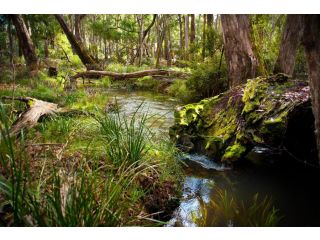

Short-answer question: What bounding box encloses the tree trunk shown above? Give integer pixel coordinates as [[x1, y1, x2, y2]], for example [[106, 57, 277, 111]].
[[74, 14, 86, 42], [135, 14, 157, 65], [273, 15, 304, 76], [44, 38, 49, 58], [10, 14, 38, 73], [71, 69, 189, 80], [155, 16, 165, 68], [202, 14, 207, 60], [184, 15, 189, 60], [178, 15, 184, 59], [163, 16, 171, 67], [301, 15, 320, 162], [54, 14, 97, 69], [190, 14, 195, 45], [7, 18, 14, 64], [137, 15, 144, 66], [221, 14, 259, 87], [207, 14, 213, 28]]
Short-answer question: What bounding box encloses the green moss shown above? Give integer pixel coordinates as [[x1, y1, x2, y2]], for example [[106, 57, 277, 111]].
[[170, 74, 310, 164], [242, 77, 268, 114], [222, 143, 246, 162], [204, 136, 224, 156], [174, 103, 204, 126], [260, 113, 287, 144]]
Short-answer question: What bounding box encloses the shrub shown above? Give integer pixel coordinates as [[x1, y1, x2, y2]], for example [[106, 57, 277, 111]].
[[167, 79, 194, 103], [136, 76, 159, 90], [186, 56, 228, 101]]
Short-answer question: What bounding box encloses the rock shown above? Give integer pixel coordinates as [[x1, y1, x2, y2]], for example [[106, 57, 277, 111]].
[[169, 74, 317, 165]]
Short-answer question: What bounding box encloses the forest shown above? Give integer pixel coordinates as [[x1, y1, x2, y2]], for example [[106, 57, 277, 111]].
[[0, 14, 319, 227]]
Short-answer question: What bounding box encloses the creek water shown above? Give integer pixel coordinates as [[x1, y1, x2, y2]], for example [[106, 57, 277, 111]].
[[102, 88, 320, 227]]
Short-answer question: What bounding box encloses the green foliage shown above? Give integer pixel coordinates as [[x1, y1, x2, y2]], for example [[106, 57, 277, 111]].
[[167, 79, 194, 103], [186, 56, 228, 101], [136, 76, 159, 90], [100, 76, 112, 88], [251, 15, 286, 75]]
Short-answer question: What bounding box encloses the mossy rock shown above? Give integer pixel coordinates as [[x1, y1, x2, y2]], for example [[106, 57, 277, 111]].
[[170, 74, 315, 165]]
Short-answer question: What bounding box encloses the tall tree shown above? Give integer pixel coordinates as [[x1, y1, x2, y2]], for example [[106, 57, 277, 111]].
[[273, 15, 304, 75], [74, 14, 86, 42], [7, 18, 14, 64], [190, 14, 195, 45], [184, 15, 189, 60], [54, 14, 97, 69], [134, 14, 157, 65], [178, 14, 184, 58], [10, 14, 38, 73], [221, 14, 259, 87], [301, 15, 320, 162], [202, 14, 207, 60], [155, 15, 165, 68]]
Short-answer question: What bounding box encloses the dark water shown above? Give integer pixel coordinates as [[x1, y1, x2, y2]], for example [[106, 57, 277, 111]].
[[96, 88, 320, 227], [168, 153, 320, 227]]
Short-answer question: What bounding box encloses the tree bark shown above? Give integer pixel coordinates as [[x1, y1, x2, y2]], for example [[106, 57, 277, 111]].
[[221, 14, 259, 87], [137, 14, 144, 66], [163, 16, 171, 67], [155, 16, 165, 68], [184, 15, 189, 60], [202, 14, 207, 60], [54, 14, 97, 69], [178, 15, 184, 59], [273, 15, 304, 76], [74, 14, 86, 42], [207, 14, 214, 28], [7, 18, 14, 64], [190, 14, 195, 45], [44, 38, 49, 58], [71, 69, 189, 82], [10, 14, 38, 73], [301, 15, 320, 162], [2, 96, 90, 137]]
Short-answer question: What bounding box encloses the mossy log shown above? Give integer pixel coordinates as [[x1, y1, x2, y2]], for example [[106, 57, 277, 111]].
[[71, 69, 189, 81], [1, 96, 89, 137], [169, 74, 317, 165]]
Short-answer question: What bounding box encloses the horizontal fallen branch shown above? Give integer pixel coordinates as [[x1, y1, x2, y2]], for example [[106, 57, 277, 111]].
[[70, 69, 190, 81], [1, 96, 90, 137]]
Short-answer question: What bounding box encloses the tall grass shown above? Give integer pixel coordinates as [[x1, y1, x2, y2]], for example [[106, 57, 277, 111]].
[[0, 103, 30, 226], [0, 103, 155, 226], [96, 105, 150, 167]]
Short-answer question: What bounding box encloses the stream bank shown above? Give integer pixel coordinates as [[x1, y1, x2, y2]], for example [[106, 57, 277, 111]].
[[94, 86, 320, 226]]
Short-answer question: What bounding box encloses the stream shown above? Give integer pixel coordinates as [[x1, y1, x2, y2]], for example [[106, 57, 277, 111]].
[[101, 88, 320, 227]]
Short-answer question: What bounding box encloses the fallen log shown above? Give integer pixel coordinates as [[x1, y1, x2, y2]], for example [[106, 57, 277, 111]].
[[70, 69, 190, 81], [1, 96, 90, 137]]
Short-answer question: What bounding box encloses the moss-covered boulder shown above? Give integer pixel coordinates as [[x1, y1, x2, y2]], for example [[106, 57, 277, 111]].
[[169, 74, 316, 165]]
